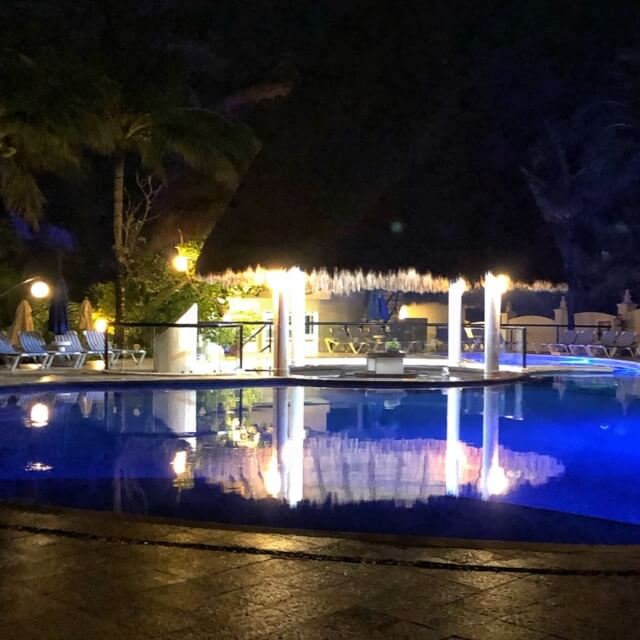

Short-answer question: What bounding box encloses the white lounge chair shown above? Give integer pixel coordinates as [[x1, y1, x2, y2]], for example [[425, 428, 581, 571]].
[[568, 329, 598, 355], [610, 331, 638, 357], [546, 329, 577, 354], [585, 330, 618, 358], [0, 331, 26, 370], [84, 330, 146, 366], [19, 331, 83, 368]]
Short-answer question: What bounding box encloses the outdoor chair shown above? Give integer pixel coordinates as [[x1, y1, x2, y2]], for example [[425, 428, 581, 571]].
[[610, 331, 637, 357], [391, 324, 423, 353], [324, 326, 366, 354], [0, 331, 26, 371], [546, 329, 577, 355], [585, 330, 618, 358], [84, 330, 146, 366], [346, 326, 370, 353], [567, 329, 598, 356], [55, 330, 101, 368], [19, 331, 75, 369], [463, 326, 483, 352]]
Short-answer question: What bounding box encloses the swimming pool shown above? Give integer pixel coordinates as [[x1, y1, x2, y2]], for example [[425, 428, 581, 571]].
[[2, 373, 640, 544]]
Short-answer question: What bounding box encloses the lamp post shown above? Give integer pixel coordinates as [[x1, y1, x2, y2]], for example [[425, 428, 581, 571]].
[[0, 276, 50, 299]]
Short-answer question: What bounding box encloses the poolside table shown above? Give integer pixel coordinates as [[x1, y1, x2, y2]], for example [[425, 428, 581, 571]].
[[367, 350, 405, 375]]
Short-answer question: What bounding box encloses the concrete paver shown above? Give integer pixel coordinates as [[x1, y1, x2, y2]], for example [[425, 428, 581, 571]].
[[0, 506, 640, 639]]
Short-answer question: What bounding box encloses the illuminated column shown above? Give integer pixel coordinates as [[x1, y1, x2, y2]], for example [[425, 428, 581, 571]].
[[289, 268, 306, 368], [481, 386, 505, 499], [484, 272, 508, 375], [445, 387, 462, 496], [285, 386, 305, 506], [271, 275, 290, 375], [448, 278, 466, 366]]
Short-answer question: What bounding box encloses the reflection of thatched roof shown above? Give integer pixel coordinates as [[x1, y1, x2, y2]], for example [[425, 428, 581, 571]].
[[195, 435, 565, 503]]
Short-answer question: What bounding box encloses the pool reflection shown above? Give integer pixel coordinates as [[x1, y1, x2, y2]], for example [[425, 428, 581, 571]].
[[3, 377, 640, 541]]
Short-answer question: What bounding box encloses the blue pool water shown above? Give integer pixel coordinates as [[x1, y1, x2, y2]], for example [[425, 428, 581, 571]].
[[3, 374, 640, 543]]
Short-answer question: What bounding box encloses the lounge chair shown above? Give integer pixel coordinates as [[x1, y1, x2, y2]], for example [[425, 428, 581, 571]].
[[610, 331, 638, 357], [83, 330, 146, 366], [391, 324, 424, 353], [0, 331, 26, 370], [324, 326, 365, 354], [55, 330, 102, 368], [346, 326, 370, 353], [546, 329, 577, 355], [463, 326, 483, 352], [18, 331, 74, 369], [585, 330, 618, 358], [567, 329, 598, 356], [587, 330, 637, 358]]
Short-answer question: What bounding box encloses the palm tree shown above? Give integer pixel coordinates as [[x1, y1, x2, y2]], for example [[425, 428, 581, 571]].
[[88, 104, 259, 328], [0, 50, 85, 226]]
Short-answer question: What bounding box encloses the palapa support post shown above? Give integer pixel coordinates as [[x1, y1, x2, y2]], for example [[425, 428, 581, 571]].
[[447, 277, 465, 367], [271, 273, 290, 375], [484, 272, 507, 375], [289, 267, 306, 368]]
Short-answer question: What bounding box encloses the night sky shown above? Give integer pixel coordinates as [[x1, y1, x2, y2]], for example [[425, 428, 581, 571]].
[[3, 1, 640, 309]]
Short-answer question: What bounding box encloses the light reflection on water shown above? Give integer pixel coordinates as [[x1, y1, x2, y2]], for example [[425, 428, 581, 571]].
[[1, 376, 640, 541]]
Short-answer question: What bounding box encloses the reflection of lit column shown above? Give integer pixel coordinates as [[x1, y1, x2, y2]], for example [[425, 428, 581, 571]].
[[289, 268, 306, 368], [484, 273, 508, 375], [265, 387, 288, 498], [153, 390, 197, 450], [285, 387, 305, 506], [271, 276, 290, 375], [481, 386, 505, 499], [448, 278, 466, 366], [514, 383, 523, 421], [445, 388, 462, 496]]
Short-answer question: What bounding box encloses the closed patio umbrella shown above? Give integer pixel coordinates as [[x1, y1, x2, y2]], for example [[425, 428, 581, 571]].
[[78, 297, 93, 331], [9, 299, 34, 345], [366, 291, 390, 322], [47, 276, 69, 335]]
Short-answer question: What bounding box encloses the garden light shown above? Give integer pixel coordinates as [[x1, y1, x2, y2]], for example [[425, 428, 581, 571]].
[[29, 280, 50, 299], [172, 255, 189, 273]]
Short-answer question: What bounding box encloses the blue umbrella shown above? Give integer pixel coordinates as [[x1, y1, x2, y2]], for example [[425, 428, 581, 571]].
[[47, 275, 69, 335], [366, 291, 390, 322]]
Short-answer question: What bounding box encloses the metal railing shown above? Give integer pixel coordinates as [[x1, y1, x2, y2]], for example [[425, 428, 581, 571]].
[[105, 321, 273, 372], [105, 319, 532, 372]]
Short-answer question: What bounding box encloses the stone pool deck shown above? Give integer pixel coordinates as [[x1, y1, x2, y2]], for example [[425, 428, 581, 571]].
[[1, 505, 640, 639]]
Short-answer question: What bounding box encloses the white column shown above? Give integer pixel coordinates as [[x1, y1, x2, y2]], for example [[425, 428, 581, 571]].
[[448, 278, 465, 366], [484, 272, 505, 375], [445, 387, 462, 496], [271, 275, 290, 375], [289, 268, 306, 368]]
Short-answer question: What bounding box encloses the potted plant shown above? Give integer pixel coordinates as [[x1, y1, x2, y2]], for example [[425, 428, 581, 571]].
[[385, 338, 401, 353]]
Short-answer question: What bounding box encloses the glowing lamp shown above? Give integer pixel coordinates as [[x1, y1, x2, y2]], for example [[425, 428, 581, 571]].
[[94, 318, 108, 333], [398, 305, 409, 320], [171, 450, 188, 475], [172, 255, 189, 273], [496, 274, 510, 294], [29, 403, 50, 428], [29, 280, 50, 299]]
